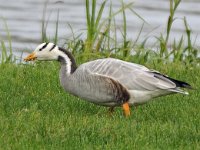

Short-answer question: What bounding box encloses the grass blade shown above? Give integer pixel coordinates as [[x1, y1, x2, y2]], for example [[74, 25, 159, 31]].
[[95, 1, 106, 28], [54, 9, 59, 44]]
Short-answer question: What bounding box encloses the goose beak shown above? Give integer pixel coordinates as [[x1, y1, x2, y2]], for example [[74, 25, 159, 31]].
[[24, 53, 37, 62]]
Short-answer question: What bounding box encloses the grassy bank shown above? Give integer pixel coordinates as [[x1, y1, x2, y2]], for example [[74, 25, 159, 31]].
[[0, 0, 199, 149], [0, 62, 199, 149]]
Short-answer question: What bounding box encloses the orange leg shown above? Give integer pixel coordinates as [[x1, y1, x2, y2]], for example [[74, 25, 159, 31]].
[[122, 102, 130, 117]]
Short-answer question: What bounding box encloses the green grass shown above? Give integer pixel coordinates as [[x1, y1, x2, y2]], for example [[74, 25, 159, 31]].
[[0, 0, 199, 149], [0, 62, 199, 149]]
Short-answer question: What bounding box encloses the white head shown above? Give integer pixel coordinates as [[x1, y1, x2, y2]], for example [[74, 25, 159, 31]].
[[24, 43, 66, 61], [24, 43, 77, 74]]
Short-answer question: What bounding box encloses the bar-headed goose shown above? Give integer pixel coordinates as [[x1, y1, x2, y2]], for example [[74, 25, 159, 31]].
[[24, 43, 192, 116]]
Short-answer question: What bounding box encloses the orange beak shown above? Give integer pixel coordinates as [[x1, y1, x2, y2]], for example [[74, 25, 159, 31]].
[[24, 53, 37, 62]]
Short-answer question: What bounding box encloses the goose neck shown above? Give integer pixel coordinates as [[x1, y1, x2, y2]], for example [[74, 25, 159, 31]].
[[58, 47, 77, 75]]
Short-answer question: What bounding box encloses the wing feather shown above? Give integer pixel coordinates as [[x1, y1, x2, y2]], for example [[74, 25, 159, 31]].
[[79, 58, 176, 91]]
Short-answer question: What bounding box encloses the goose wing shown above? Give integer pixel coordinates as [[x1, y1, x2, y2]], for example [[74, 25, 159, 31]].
[[80, 58, 176, 91]]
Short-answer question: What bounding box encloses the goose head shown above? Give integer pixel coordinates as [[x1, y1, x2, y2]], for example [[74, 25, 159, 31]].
[[24, 43, 77, 73], [24, 43, 63, 61]]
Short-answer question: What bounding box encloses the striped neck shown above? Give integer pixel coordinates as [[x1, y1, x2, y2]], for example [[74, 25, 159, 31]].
[[58, 47, 77, 74]]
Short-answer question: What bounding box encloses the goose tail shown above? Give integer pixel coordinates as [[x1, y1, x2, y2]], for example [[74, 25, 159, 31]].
[[166, 76, 193, 89], [152, 72, 193, 95], [169, 88, 189, 95]]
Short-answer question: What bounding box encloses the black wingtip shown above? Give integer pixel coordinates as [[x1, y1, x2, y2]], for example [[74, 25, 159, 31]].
[[180, 82, 193, 89], [165, 77, 193, 89], [153, 72, 193, 90]]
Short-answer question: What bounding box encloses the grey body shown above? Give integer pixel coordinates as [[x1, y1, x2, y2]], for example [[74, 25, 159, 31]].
[[59, 58, 187, 107], [24, 43, 191, 108]]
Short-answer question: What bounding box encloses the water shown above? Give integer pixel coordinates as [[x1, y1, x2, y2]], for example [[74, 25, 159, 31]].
[[0, 0, 200, 57]]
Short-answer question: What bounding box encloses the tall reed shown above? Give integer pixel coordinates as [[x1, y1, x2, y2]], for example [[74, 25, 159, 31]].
[[0, 18, 14, 64]]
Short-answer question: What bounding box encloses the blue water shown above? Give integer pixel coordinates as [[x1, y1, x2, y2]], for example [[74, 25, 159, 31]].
[[0, 0, 200, 57]]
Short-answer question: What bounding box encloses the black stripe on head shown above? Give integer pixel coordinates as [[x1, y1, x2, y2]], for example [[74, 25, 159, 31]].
[[39, 43, 49, 51], [49, 44, 56, 51]]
